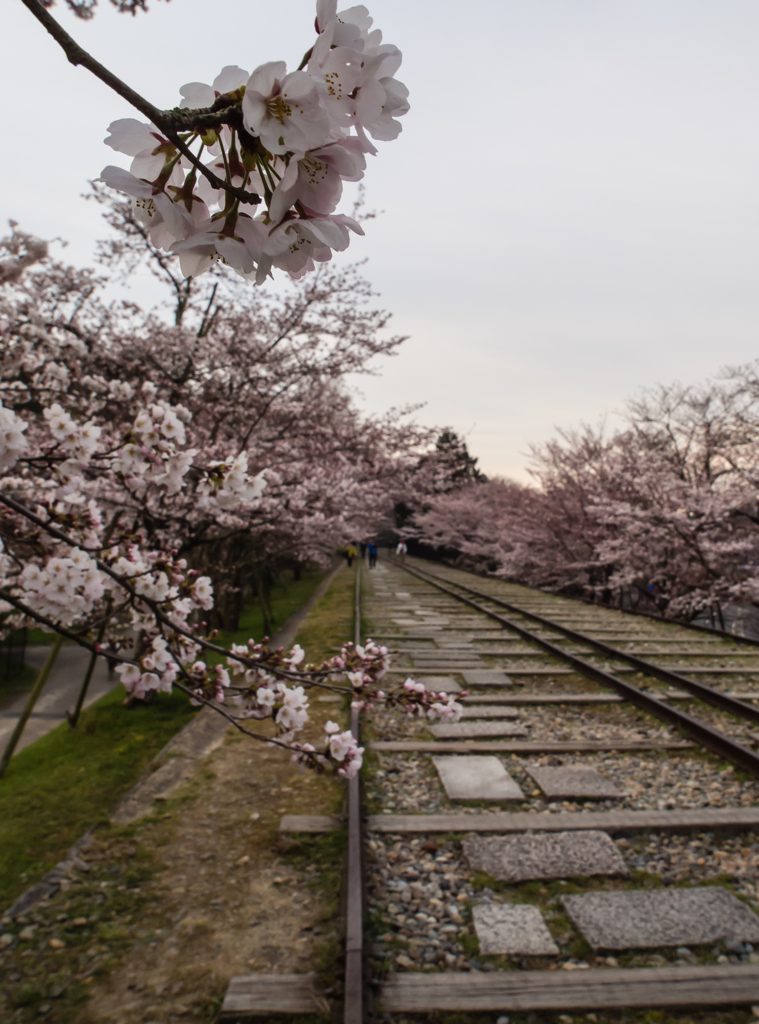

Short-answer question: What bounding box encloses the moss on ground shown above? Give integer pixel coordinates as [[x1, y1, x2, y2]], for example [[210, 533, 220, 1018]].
[[0, 689, 198, 912], [292, 563, 356, 666]]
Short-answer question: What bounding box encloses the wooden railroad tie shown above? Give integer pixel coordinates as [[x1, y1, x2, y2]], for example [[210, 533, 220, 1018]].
[[379, 963, 759, 1013], [366, 805, 759, 835], [370, 740, 695, 753]]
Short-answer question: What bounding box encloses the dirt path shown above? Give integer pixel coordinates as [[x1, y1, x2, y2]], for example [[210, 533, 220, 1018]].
[[0, 564, 357, 1024]]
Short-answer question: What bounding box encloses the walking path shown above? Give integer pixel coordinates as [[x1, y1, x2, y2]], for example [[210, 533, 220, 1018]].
[[0, 645, 113, 753]]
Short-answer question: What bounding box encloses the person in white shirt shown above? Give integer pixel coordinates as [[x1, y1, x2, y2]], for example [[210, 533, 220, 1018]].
[[396, 539, 408, 565]]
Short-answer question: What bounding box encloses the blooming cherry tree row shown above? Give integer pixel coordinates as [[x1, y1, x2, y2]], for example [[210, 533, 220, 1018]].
[[409, 370, 759, 622], [0, 224, 460, 774]]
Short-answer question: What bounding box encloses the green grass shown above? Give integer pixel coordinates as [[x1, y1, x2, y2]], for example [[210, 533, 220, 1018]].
[[212, 565, 331, 652], [289, 563, 355, 666], [0, 687, 198, 912]]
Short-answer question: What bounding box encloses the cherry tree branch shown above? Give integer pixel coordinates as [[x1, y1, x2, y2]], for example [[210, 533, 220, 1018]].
[[0, 489, 356, 686], [169, 678, 326, 765], [19, 0, 261, 205]]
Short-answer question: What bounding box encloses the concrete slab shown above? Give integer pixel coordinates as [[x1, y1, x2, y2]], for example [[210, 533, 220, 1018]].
[[460, 705, 519, 719], [527, 766, 623, 800], [415, 663, 485, 672], [423, 676, 462, 693], [432, 755, 524, 801], [430, 721, 529, 739], [463, 830, 629, 882], [472, 903, 559, 956], [562, 887, 759, 950], [463, 670, 514, 687], [414, 654, 485, 662]]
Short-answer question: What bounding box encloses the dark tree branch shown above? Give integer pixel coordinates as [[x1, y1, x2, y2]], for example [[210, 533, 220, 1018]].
[[19, 0, 261, 205]]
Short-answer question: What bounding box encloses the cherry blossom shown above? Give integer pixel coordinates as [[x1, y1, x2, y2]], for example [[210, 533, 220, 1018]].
[[95, 0, 408, 285]]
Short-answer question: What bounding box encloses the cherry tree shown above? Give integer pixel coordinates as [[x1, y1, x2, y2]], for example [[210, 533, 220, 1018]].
[[0, 1, 467, 772]]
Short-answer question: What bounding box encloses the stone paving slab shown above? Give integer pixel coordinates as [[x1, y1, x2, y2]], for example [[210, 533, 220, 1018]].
[[423, 676, 462, 693], [462, 670, 514, 686], [460, 705, 519, 719], [562, 887, 759, 950], [472, 903, 559, 955], [463, 830, 629, 882], [432, 755, 524, 801], [430, 720, 529, 739], [414, 661, 485, 670], [526, 766, 623, 799]]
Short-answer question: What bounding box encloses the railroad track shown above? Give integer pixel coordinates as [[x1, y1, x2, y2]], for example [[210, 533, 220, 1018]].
[[359, 556, 759, 1020], [223, 558, 759, 1020]]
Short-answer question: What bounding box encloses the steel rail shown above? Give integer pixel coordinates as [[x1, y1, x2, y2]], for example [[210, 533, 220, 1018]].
[[434, 557, 759, 648], [397, 562, 759, 778], [344, 564, 363, 1024], [409, 565, 759, 728], [608, 600, 759, 647]]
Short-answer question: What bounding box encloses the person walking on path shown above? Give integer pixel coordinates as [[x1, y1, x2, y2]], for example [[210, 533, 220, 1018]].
[[345, 543, 357, 567], [367, 541, 378, 568], [396, 539, 408, 565]]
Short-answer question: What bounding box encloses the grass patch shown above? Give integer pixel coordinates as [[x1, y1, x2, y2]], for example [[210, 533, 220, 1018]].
[[291, 563, 355, 666], [0, 688, 197, 912], [212, 565, 331, 653]]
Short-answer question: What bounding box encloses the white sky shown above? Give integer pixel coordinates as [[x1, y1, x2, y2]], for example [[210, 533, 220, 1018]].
[[3, 0, 759, 481]]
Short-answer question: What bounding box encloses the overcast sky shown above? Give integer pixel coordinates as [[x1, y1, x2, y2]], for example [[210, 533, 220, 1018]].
[[4, 0, 759, 481]]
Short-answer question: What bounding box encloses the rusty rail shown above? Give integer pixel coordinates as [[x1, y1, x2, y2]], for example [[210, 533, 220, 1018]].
[[413, 566, 759, 727], [344, 563, 363, 1024], [399, 561, 759, 778]]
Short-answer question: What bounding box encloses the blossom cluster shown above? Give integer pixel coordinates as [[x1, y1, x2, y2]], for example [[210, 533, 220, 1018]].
[[18, 549, 104, 622], [99, 0, 408, 285], [400, 677, 464, 723], [0, 402, 27, 472]]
